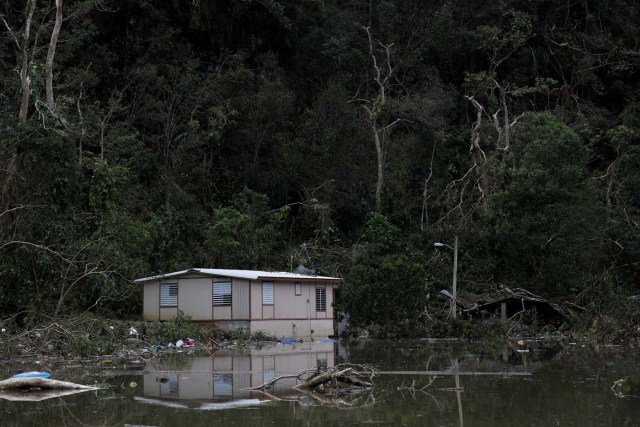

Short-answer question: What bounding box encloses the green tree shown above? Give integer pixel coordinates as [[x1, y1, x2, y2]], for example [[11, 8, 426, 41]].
[[487, 112, 602, 295]]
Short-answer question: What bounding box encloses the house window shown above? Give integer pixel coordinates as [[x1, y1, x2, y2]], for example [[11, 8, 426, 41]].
[[213, 281, 232, 305], [295, 282, 301, 296], [213, 373, 233, 397], [262, 282, 274, 305], [317, 355, 328, 369], [315, 287, 326, 311], [263, 369, 276, 385], [159, 374, 178, 397], [160, 283, 177, 307]]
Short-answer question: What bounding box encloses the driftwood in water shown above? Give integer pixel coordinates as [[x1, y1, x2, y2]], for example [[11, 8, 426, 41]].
[[247, 364, 375, 392], [301, 367, 373, 389], [0, 377, 98, 391]]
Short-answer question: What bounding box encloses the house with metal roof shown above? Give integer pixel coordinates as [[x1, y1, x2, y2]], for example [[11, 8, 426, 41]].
[[135, 268, 341, 339]]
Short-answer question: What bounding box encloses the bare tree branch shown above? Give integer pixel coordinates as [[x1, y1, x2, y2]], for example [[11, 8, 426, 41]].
[[1, 17, 20, 49]]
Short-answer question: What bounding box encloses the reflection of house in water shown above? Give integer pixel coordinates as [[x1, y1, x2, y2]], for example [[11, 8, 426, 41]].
[[143, 342, 335, 402]]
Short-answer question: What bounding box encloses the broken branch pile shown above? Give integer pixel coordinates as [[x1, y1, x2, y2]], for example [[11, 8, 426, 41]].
[[247, 364, 376, 394]]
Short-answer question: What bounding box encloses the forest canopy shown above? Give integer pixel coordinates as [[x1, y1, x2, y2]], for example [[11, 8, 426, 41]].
[[1, 0, 639, 336]]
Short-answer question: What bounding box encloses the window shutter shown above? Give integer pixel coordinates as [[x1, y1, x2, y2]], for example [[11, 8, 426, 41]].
[[160, 283, 178, 307], [315, 287, 326, 311], [262, 282, 274, 305], [213, 281, 232, 305]]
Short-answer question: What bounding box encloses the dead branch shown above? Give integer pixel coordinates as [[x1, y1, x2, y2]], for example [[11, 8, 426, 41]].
[[1, 17, 20, 49], [420, 142, 436, 231], [301, 367, 373, 389], [245, 368, 316, 391], [0, 204, 45, 219], [246, 364, 376, 393]]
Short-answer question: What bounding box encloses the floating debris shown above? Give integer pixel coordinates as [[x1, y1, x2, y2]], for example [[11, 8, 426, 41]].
[[0, 375, 98, 401]]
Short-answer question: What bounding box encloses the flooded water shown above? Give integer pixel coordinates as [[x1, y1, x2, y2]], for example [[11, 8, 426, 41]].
[[0, 339, 638, 426]]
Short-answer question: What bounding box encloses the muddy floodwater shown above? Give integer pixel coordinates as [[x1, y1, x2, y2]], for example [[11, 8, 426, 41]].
[[0, 339, 638, 426]]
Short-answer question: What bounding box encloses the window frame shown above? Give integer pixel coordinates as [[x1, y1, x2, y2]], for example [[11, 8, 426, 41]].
[[160, 282, 178, 307], [315, 286, 326, 312], [262, 282, 274, 305], [295, 282, 302, 296], [213, 281, 232, 306], [213, 373, 233, 397]]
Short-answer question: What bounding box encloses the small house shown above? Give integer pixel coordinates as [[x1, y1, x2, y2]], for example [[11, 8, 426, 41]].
[[135, 268, 341, 339]]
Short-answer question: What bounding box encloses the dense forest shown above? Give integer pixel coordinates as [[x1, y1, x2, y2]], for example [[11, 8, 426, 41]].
[[1, 0, 639, 337]]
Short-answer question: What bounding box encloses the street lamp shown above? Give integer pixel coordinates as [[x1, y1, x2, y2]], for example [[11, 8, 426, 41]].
[[434, 236, 458, 319]]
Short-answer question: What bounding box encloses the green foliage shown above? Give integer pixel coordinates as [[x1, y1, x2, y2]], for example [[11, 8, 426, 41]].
[[339, 256, 429, 338], [208, 328, 275, 343], [204, 188, 288, 268], [89, 159, 129, 216], [143, 313, 206, 345], [487, 113, 602, 294], [356, 213, 402, 260], [474, 10, 532, 64]]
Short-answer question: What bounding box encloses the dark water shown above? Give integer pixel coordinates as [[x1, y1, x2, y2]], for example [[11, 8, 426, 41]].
[[1, 339, 638, 426]]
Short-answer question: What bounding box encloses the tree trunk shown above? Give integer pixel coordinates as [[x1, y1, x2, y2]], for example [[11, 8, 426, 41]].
[[46, 0, 63, 109], [364, 26, 397, 214], [373, 123, 383, 212], [500, 89, 510, 151], [467, 96, 489, 208], [2, 0, 35, 217], [19, 0, 36, 122]]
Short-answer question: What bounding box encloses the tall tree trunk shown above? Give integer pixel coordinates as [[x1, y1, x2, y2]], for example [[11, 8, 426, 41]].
[[46, 0, 63, 109], [364, 26, 399, 214], [373, 123, 383, 212], [19, 0, 36, 121], [2, 0, 35, 217]]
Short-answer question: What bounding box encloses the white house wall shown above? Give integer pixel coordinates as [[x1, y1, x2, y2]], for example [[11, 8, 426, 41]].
[[250, 319, 334, 339], [159, 307, 178, 320], [273, 281, 309, 318], [231, 278, 250, 319], [143, 281, 160, 321], [178, 277, 213, 321]]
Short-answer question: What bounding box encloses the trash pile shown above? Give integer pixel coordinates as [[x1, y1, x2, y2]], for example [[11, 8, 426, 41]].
[[155, 338, 197, 351]]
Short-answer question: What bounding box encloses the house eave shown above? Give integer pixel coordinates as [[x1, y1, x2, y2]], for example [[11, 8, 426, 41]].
[[134, 268, 342, 284]]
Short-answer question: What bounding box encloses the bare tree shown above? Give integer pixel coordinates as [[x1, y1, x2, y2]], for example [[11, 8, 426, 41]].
[[357, 26, 401, 213], [437, 14, 532, 214]]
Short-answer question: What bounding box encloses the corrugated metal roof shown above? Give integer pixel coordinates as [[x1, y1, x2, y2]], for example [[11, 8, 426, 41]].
[[134, 268, 341, 283]]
